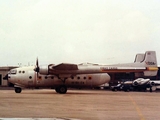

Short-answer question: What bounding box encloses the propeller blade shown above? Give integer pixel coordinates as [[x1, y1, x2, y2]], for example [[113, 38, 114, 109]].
[[34, 58, 40, 79], [36, 57, 39, 67], [34, 58, 40, 72]]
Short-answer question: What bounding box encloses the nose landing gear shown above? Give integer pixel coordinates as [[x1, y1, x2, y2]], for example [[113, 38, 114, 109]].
[[15, 87, 22, 93]]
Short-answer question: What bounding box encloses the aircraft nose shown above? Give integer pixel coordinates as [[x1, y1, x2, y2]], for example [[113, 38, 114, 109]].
[[3, 74, 13, 84], [7, 75, 14, 84]]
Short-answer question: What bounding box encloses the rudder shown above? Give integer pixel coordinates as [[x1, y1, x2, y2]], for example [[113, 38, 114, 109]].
[[142, 51, 158, 76], [142, 51, 157, 67]]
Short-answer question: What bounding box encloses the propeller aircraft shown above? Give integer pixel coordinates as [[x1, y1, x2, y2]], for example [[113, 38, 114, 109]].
[[7, 51, 158, 94]]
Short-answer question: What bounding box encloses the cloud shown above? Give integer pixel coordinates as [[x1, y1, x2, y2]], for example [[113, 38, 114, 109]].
[[0, 0, 160, 65], [107, 11, 151, 42]]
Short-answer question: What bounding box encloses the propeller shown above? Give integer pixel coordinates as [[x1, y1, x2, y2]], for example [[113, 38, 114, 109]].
[[34, 58, 40, 78]]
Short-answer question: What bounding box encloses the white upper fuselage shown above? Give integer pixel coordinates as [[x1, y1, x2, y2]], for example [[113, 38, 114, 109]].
[[8, 66, 110, 88]]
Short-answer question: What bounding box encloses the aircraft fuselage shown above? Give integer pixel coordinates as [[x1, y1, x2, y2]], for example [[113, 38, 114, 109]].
[[8, 66, 110, 94]]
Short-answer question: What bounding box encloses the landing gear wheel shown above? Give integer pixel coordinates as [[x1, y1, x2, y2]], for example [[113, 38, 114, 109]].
[[55, 86, 67, 94], [15, 87, 22, 93], [55, 87, 60, 93]]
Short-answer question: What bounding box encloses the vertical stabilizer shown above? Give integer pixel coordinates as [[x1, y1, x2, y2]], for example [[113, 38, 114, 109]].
[[142, 51, 158, 76], [142, 51, 157, 67], [134, 54, 145, 63], [135, 51, 158, 77]]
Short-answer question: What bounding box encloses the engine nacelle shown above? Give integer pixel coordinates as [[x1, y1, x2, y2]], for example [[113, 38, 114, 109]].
[[133, 78, 150, 86], [150, 81, 155, 86], [133, 78, 143, 86], [39, 65, 49, 75], [133, 81, 139, 86]]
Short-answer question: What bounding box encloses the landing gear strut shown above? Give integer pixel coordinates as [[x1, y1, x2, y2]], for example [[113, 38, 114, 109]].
[[150, 87, 152, 92]]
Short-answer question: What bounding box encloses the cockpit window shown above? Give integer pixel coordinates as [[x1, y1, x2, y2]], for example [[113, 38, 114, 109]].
[[10, 69, 17, 74]]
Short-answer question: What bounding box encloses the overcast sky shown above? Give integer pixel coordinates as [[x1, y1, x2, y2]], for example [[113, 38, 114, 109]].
[[0, 0, 160, 66]]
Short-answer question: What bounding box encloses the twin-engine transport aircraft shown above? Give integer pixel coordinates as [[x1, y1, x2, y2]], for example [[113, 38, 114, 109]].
[[123, 78, 160, 92], [7, 51, 158, 94], [8, 66, 110, 94]]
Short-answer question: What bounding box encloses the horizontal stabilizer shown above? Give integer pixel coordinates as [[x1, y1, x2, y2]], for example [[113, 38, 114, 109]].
[[144, 71, 157, 76]]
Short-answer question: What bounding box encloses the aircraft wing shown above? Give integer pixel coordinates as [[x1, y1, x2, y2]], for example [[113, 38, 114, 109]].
[[47, 63, 79, 77], [52, 63, 78, 70], [39, 63, 158, 77], [150, 80, 160, 86]]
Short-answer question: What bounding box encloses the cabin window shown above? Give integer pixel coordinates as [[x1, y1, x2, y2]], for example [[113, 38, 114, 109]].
[[29, 76, 32, 79], [83, 77, 86, 80], [38, 76, 42, 79], [71, 76, 74, 79], [77, 76, 80, 79], [19, 71, 21, 73], [22, 71, 25, 73], [88, 76, 92, 80], [45, 76, 48, 79], [51, 76, 54, 79]]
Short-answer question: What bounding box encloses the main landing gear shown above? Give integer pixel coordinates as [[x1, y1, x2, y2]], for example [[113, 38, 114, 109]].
[[55, 85, 67, 94], [15, 87, 22, 93], [55, 77, 68, 94]]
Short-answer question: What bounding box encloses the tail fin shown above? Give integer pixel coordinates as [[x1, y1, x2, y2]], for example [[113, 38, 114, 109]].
[[112, 51, 158, 77], [142, 51, 157, 67], [142, 51, 158, 76], [134, 53, 145, 63]]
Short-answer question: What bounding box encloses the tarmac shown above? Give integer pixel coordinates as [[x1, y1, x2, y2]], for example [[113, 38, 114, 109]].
[[0, 89, 160, 120]]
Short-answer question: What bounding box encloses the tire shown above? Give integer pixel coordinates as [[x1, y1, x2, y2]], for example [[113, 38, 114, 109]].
[[15, 87, 22, 93], [124, 88, 130, 92], [55, 87, 60, 93], [58, 85, 67, 94]]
